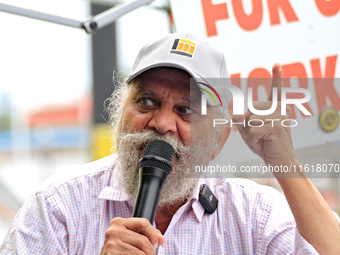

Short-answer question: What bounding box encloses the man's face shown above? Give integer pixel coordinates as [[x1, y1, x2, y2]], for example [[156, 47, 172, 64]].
[[114, 68, 221, 206], [122, 69, 201, 145]]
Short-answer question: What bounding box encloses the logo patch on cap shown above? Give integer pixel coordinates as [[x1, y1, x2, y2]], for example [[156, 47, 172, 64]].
[[170, 38, 197, 58]]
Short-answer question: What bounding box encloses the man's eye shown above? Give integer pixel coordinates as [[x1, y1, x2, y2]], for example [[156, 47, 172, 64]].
[[139, 98, 154, 106], [178, 106, 194, 114]]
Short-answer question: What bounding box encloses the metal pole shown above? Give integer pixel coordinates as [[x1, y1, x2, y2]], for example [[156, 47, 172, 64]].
[[0, 0, 155, 33], [0, 3, 83, 29]]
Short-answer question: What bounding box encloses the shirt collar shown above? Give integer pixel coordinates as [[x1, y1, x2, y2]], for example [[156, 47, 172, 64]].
[[98, 155, 131, 202], [98, 154, 208, 222], [189, 178, 206, 222]]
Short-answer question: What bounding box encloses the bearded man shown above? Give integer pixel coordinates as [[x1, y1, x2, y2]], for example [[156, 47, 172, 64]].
[[1, 32, 340, 255]]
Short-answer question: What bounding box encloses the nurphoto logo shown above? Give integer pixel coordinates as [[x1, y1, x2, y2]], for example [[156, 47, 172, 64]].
[[199, 83, 312, 128], [201, 84, 311, 116]]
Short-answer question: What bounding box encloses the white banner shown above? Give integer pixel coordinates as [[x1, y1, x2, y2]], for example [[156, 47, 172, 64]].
[[170, 0, 340, 163]]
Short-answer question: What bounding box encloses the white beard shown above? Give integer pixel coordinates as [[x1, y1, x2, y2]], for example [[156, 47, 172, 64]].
[[115, 128, 216, 207]]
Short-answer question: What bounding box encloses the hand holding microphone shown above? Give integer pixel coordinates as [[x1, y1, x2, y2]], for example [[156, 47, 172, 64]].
[[100, 140, 173, 254]]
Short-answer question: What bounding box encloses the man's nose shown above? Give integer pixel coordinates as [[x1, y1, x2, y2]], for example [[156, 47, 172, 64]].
[[147, 107, 177, 134]]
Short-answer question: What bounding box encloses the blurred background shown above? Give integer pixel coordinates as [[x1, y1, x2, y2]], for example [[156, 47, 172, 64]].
[[0, 0, 171, 242], [0, 0, 339, 243]]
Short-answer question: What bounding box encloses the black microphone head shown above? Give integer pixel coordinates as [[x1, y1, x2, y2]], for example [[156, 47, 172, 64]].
[[140, 140, 175, 174]]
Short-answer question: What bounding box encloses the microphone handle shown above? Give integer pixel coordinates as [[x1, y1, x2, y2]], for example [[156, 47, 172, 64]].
[[132, 167, 169, 224]]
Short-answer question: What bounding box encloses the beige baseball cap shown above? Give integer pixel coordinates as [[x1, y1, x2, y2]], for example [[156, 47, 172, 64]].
[[126, 31, 230, 109]]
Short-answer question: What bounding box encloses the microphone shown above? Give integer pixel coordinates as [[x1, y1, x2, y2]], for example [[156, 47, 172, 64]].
[[132, 140, 175, 224]]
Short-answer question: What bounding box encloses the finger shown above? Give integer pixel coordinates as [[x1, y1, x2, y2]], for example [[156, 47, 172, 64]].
[[120, 230, 156, 254], [155, 229, 166, 247], [267, 63, 283, 101], [248, 127, 266, 151], [105, 239, 147, 255], [124, 218, 159, 247], [105, 225, 155, 254], [247, 122, 278, 152]]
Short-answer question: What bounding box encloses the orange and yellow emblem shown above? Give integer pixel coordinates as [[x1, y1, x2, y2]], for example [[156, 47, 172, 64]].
[[170, 38, 197, 58]]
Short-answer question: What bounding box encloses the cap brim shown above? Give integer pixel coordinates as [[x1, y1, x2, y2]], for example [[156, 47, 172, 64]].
[[125, 62, 221, 106], [126, 62, 204, 83]]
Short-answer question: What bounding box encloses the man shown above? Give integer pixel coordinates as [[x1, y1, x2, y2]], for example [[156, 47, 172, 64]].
[[1, 32, 340, 254]]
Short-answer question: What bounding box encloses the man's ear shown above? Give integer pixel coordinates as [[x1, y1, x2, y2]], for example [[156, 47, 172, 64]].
[[211, 126, 231, 160]]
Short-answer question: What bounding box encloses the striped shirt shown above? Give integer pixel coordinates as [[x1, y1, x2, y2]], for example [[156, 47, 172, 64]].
[[0, 154, 326, 254]]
